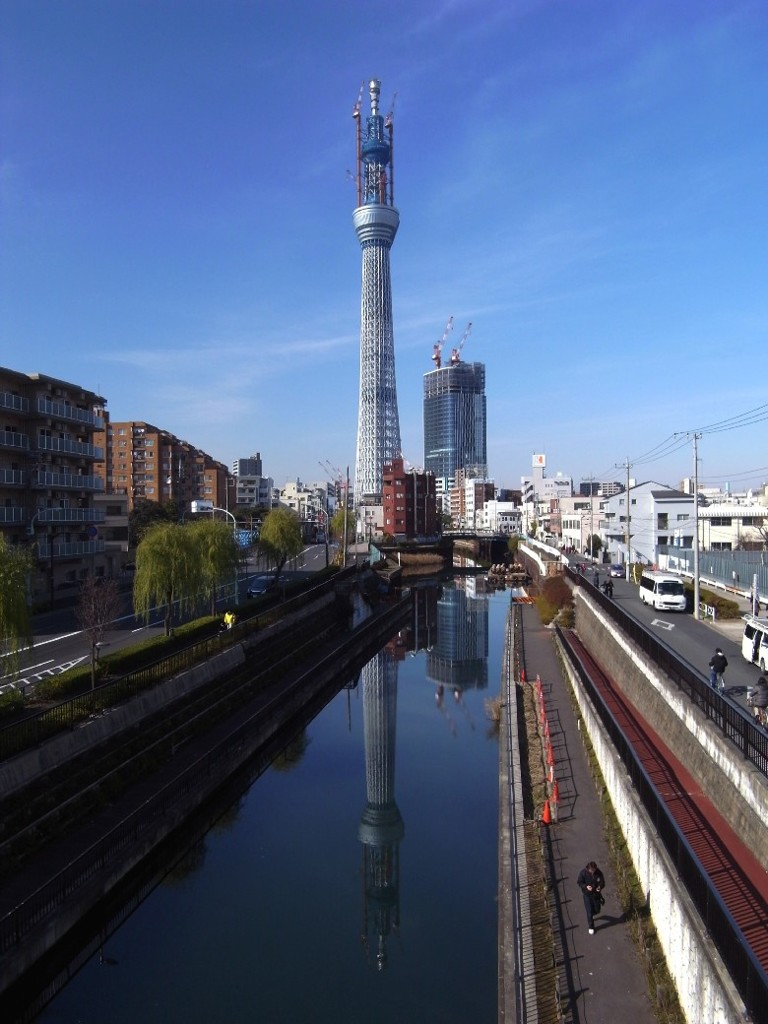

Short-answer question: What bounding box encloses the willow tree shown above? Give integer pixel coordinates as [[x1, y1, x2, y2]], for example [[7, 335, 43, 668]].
[[187, 518, 239, 615], [133, 522, 203, 636], [259, 507, 303, 582], [0, 537, 34, 678]]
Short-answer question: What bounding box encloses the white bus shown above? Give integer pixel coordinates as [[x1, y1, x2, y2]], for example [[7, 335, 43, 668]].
[[741, 614, 768, 671], [638, 570, 687, 612]]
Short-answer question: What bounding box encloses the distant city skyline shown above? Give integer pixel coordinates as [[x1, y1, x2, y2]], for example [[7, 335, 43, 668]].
[[3, 2, 767, 494]]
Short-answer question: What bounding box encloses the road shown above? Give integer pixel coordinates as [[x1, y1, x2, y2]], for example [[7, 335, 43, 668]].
[[6, 544, 334, 694], [586, 565, 757, 711]]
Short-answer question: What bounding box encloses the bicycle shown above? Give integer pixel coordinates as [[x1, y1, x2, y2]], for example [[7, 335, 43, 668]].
[[747, 696, 768, 728], [709, 670, 726, 692]]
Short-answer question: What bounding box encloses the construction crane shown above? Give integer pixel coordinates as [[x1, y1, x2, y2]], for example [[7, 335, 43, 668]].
[[450, 322, 472, 365], [431, 316, 454, 369]]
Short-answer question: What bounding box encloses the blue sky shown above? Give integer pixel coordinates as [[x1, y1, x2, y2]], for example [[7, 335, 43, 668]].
[[3, 1, 767, 495]]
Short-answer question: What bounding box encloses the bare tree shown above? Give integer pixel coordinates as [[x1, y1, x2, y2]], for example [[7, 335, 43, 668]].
[[76, 576, 122, 688]]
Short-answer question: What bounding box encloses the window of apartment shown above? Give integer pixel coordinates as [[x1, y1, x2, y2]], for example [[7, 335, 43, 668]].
[[711, 517, 732, 527], [118, 428, 126, 435], [676, 514, 689, 521]]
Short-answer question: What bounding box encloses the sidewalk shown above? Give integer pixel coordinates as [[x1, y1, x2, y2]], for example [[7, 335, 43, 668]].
[[520, 604, 657, 1023]]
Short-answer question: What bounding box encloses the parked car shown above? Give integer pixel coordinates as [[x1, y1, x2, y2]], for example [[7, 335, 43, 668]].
[[610, 564, 623, 578], [247, 576, 271, 598]]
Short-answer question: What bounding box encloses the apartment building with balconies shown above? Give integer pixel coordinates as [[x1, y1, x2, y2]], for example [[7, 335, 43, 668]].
[[93, 417, 230, 515], [0, 367, 107, 604]]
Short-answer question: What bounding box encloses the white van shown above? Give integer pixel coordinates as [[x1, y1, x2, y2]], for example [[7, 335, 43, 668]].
[[741, 614, 768, 671], [638, 570, 687, 612]]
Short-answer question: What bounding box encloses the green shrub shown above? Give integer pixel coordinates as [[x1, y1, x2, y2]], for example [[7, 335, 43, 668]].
[[0, 688, 24, 720], [34, 664, 104, 701], [688, 584, 741, 620], [558, 606, 575, 628]]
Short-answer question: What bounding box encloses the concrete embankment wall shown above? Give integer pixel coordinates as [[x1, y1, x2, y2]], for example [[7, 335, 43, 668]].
[[0, 592, 411, 995], [566, 589, 766, 1023], [0, 594, 338, 798]]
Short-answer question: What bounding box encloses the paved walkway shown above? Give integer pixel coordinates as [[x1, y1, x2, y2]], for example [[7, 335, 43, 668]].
[[520, 604, 658, 1024]]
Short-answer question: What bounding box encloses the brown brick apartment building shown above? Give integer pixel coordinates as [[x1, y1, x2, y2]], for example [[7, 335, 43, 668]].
[[382, 457, 438, 540], [92, 416, 230, 515]]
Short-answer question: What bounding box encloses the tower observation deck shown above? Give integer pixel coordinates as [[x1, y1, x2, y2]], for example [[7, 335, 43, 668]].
[[353, 79, 401, 505]]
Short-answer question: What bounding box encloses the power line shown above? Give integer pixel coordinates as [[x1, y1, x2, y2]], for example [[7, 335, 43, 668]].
[[684, 401, 768, 436]]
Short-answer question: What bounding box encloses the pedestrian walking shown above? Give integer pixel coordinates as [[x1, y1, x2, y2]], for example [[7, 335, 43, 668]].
[[708, 647, 728, 691], [748, 675, 768, 728], [592, 570, 599, 587], [577, 861, 606, 934]]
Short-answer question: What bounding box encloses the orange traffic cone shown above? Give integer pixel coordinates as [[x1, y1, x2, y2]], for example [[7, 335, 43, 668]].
[[520, 668, 526, 683], [541, 799, 551, 825], [551, 779, 560, 805], [546, 742, 555, 766]]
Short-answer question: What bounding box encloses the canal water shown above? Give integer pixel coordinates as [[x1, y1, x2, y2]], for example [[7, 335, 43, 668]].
[[37, 578, 509, 1023]]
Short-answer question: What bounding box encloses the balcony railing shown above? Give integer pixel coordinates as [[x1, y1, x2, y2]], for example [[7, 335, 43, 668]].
[[0, 469, 25, 486], [36, 397, 104, 429], [37, 436, 103, 460], [31, 508, 106, 526], [0, 507, 25, 524], [34, 472, 104, 492], [36, 539, 106, 559], [0, 392, 29, 413], [0, 431, 30, 451]]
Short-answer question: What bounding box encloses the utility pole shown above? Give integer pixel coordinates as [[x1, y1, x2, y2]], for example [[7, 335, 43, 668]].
[[622, 459, 631, 581], [693, 433, 701, 620]]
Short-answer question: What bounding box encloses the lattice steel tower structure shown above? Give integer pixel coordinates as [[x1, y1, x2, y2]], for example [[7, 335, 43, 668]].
[[353, 79, 401, 505]]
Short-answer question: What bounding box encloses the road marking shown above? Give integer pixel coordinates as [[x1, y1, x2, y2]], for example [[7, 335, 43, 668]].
[[30, 631, 81, 647], [651, 619, 675, 631]]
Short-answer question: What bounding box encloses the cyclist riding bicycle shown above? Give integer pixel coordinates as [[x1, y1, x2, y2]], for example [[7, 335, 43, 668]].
[[708, 648, 728, 691]]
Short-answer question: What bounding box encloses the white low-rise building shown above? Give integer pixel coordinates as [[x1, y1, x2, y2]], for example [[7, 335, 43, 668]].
[[601, 482, 695, 565], [474, 500, 521, 535]]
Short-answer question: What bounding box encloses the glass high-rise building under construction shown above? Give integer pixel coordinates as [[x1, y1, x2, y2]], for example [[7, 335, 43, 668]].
[[423, 360, 487, 505]]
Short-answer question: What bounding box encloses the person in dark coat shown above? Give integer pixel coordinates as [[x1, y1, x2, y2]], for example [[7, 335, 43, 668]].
[[577, 861, 605, 934], [708, 648, 728, 690]]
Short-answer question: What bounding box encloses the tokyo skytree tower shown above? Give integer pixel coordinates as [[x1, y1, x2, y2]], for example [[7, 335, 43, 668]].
[[353, 79, 401, 504]]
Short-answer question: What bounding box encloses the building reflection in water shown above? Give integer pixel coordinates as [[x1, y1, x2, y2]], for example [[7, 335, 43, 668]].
[[358, 645, 404, 969], [428, 578, 489, 720]]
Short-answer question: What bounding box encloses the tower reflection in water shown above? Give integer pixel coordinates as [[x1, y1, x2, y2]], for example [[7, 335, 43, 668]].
[[358, 646, 404, 970], [357, 579, 489, 967]]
